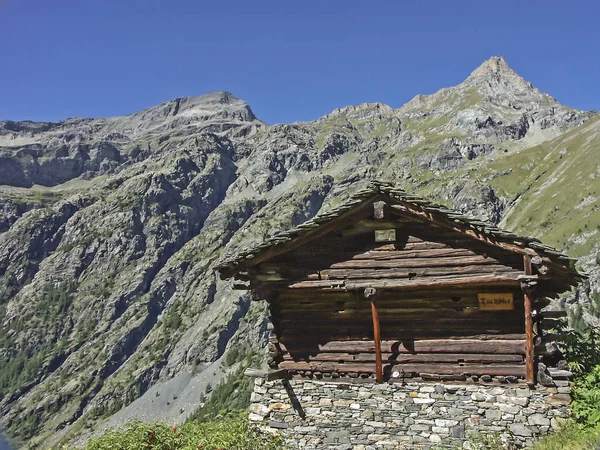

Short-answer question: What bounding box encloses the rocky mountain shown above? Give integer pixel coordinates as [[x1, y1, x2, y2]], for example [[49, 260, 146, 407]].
[[1, 56, 599, 448]]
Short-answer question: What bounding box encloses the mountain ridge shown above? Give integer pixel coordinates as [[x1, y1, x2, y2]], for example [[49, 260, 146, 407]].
[[0, 56, 599, 448]]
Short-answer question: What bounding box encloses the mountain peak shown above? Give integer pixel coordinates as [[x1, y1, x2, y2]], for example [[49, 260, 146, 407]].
[[466, 56, 530, 87], [469, 56, 512, 76]]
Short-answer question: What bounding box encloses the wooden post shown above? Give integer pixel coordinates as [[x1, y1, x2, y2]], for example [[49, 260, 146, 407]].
[[523, 255, 535, 385], [365, 287, 383, 383]]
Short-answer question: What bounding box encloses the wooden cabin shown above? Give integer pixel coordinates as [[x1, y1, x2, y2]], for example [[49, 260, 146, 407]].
[[217, 181, 581, 385]]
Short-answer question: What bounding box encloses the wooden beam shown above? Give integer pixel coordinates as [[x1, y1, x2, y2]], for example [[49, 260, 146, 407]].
[[390, 204, 538, 257], [278, 338, 526, 354], [281, 352, 524, 364], [244, 368, 288, 381], [369, 292, 383, 383], [523, 255, 535, 385], [279, 361, 527, 377], [286, 273, 523, 290]]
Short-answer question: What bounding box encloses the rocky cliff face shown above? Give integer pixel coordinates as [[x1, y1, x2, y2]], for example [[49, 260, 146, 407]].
[[0, 56, 599, 447]]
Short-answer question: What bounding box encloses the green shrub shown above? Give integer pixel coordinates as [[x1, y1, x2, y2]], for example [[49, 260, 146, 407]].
[[558, 321, 600, 429], [572, 365, 600, 427], [532, 422, 600, 450], [163, 309, 182, 330], [85, 412, 284, 450]]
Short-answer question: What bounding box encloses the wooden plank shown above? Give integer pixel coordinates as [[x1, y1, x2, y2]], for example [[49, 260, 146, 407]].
[[286, 274, 522, 290], [243, 368, 287, 380], [281, 331, 526, 343], [277, 312, 522, 325], [279, 327, 525, 340], [302, 264, 518, 281], [276, 304, 478, 315], [272, 255, 502, 271], [347, 248, 476, 260], [282, 352, 524, 364], [274, 297, 523, 313], [523, 255, 535, 385], [278, 338, 526, 354], [279, 361, 527, 377], [279, 361, 375, 373], [277, 285, 523, 300]]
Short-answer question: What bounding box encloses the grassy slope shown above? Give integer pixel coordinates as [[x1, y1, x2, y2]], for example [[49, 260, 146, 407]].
[[490, 115, 600, 257]]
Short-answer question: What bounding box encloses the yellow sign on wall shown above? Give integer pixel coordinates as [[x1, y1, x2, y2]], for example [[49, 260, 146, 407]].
[[478, 293, 514, 311]]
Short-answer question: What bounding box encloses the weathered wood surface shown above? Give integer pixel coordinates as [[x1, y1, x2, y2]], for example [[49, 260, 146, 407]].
[[225, 197, 378, 272], [264, 255, 511, 272], [281, 352, 524, 364], [273, 297, 525, 315], [276, 285, 525, 301], [279, 361, 527, 377], [243, 368, 287, 380], [286, 274, 522, 290], [302, 264, 519, 281], [389, 204, 537, 257], [277, 315, 524, 329], [275, 309, 521, 322], [277, 338, 526, 354], [257, 224, 526, 290], [253, 214, 533, 381]]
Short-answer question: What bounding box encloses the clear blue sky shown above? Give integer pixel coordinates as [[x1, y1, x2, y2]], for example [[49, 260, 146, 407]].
[[1, 0, 598, 125]]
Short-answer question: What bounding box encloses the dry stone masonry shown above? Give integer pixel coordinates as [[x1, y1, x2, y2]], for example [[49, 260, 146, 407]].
[[249, 378, 571, 449]]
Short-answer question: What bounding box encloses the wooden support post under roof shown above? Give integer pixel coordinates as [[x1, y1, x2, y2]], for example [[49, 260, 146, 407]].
[[365, 287, 383, 383], [523, 255, 535, 385]]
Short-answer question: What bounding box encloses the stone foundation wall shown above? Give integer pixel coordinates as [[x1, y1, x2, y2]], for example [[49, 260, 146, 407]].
[[249, 379, 571, 449]]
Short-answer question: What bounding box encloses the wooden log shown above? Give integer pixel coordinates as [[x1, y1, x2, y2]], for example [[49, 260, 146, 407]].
[[277, 317, 524, 333], [304, 264, 519, 281], [280, 329, 523, 342], [282, 352, 524, 364], [348, 248, 475, 260], [277, 285, 522, 301], [243, 368, 288, 380], [274, 293, 525, 313], [279, 323, 525, 341], [276, 308, 522, 322], [523, 255, 535, 385], [278, 338, 526, 354], [278, 361, 527, 377], [283, 331, 524, 342], [287, 273, 522, 290], [287, 255, 503, 270]]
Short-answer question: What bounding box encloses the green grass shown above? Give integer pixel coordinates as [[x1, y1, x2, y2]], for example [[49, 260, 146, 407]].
[[487, 115, 600, 255], [84, 412, 285, 450], [532, 423, 600, 450]]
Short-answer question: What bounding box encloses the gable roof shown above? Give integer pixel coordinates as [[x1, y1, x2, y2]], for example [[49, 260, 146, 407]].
[[216, 181, 582, 292]]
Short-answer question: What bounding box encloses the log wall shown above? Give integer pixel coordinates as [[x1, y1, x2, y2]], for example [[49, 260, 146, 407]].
[[259, 217, 529, 381]]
